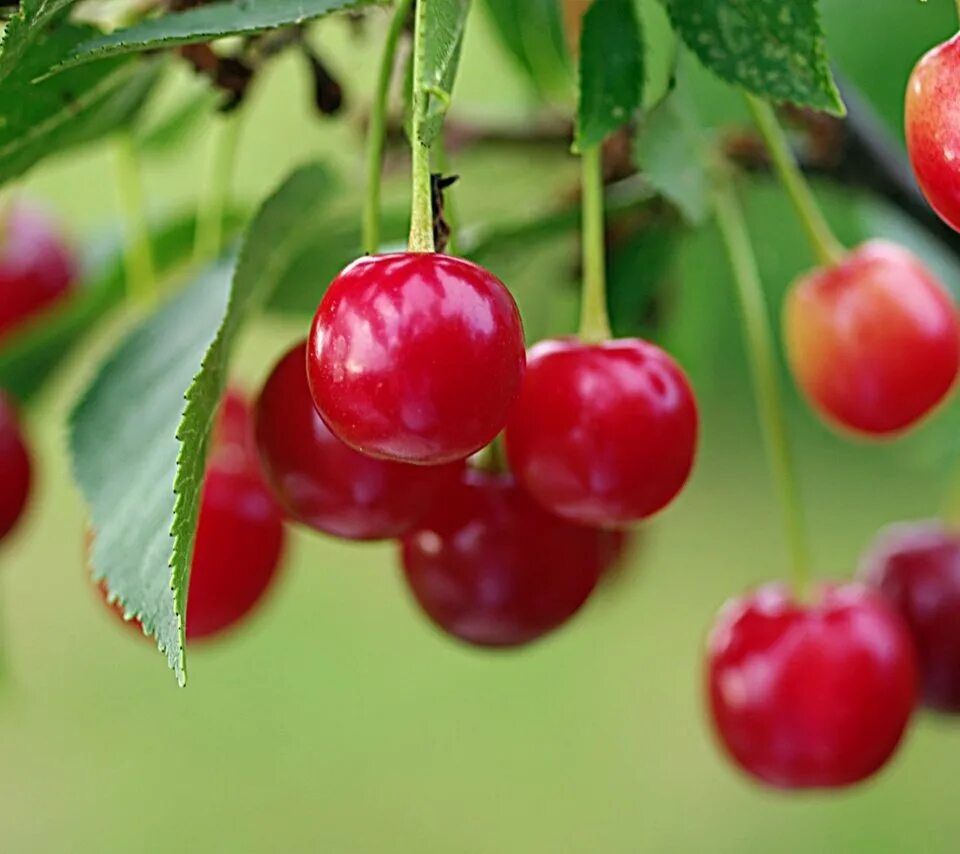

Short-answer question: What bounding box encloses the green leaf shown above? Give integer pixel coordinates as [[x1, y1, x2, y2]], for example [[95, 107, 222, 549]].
[[0, 0, 76, 82], [55, 0, 381, 71], [0, 210, 245, 402], [608, 224, 679, 338], [481, 0, 570, 99], [0, 23, 162, 187], [70, 163, 335, 684], [417, 0, 470, 146], [660, 0, 843, 115], [634, 91, 710, 225], [577, 0, 645, 149]]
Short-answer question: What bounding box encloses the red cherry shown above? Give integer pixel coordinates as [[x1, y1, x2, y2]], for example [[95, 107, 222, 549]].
[[213, 387, 258, 462], [906, 34, 960, 232], [783, 241, 960, 436], [707, 582, 918, 789], [400, 469, 604, 648], [307, 253, 526, 465], [860, 521, 960, 714], [504, 337, 698, 527], [0, 202, 77, 340], [0, 391, 31, 542], [255, 341, 462, 540]]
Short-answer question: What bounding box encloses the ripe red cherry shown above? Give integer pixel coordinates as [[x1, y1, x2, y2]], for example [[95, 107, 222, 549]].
[[860, 521, 960, 714], [783, 241, 960, 436], [256, 341, 462, 540], [400, 469, 605, 647], [307, 253, 526, 465], [0, 202, 78, 340], [504, 337, 698, 527], [0, 392, 31, 542], [707, 582, 918, 789], [906, 34, 960, 232]]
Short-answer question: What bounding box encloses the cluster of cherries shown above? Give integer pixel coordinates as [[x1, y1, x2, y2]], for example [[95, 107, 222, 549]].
[[705, 32, 960, 792]]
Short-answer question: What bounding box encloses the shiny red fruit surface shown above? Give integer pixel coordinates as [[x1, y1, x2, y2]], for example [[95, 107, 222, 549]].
[[504, 337, 698, 526], [861, 521, 960, 713], [401, 469, 604, 648], [906, 34, 960, 232], [308, 253, 526, 465], [214, 387, 258, 463], [784, 241, 960, 436], [707, 583, 918, 789], [256, 341, 462, 540], [0, 392, 31, 542], [0, 203, 78, 340]]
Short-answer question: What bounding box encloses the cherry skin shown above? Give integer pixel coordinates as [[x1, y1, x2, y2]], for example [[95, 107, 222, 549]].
[[906, 34, 960, 232], [0, 392, 31, 543], [783, 240, 960, 436], [504, 337, 698, 527], [307, 253, 526, 466], [256, 341, 462, 540], [860, 520, 960, 714], [707, 582, 918, 789], [0, 202, 78, 340], [400, 469, 605, 648]]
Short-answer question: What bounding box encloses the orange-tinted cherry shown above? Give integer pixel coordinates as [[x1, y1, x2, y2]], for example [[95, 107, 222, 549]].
[[256, 341, 462, 541], [307, 253, 526, 466], [783, 241, 960, 436], [707, 582, 918, 789], [504, 337, 698, 527], [0, 202, 77, 340], [860, 520, 960, 714], [906, 34, 960, 232], [0, 391, 31, 543], [400, 469, 604, 648]]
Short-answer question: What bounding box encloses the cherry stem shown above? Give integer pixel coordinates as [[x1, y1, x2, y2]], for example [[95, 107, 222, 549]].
[[114, 132, 156, 305], [364, 0, 413, 255], [578, 144, 612, 342], [941, 451, 960, 529], [408, 0, 436, 253], [712, 165, 812, 598], [194, 111, 244, 265], [744, 95, 845, 268]]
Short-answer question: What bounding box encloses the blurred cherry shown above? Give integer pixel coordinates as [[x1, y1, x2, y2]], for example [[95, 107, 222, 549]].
[[0, 391, 31, 543]]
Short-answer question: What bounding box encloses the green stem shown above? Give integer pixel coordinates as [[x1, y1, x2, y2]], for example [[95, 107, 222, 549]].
[[364, 0, 413, 255], [578, 144, 612, 342], [114, 132, 156, 304], [941, 449, 960, 529], [408, 0, 435, 253], [194, 112, 244, 265], [744, 94, 845, 267], [712, 165, 812, 598]]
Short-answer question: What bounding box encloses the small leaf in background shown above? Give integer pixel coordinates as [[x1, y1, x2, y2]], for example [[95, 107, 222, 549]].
[[607, 224, 680, 339], [71, 163, 335, 684], [0, 23, 162, 187], [56, 0, 381, 71], [661, 0, 844, 115], [0, 0, 75, 82], [481, 0, 570, 100], [634, 91, 709, 225], [638, 0, 677, 110], [577, 0, 645, 149], [418, 0, 470, 146]]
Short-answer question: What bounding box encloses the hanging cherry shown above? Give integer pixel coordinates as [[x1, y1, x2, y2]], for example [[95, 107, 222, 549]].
[[0, 391, 31, 543]]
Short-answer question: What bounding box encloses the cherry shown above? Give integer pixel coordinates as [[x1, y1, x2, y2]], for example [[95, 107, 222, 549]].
[[783, 241, 960, 436], [860, 520, 960, 714], [307, 253, 526, 466], [0, 391, 31, 543], [504, 337, 698, 527], [255, 341, 462, 540], [0, 202, 78, 340], [707, 582, 918, 789], [214, 387, 258, 462], [906, 34, 960, 233], [400, 469, 605, 647]]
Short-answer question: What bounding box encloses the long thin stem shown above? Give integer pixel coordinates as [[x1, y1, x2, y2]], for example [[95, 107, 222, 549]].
[[578, 144, 612, 342], [364, 0, 413, 255], [941, 448, 960, 529], [744, 94, 845, 267], [712, 166, 812, 597], [194, 112, 244, 265], [407, 0, 435, 253], [114, 132, 156, 304]]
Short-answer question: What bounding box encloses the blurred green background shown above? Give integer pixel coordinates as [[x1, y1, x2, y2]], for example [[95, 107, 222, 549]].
[[5, 0, 960, 851]]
